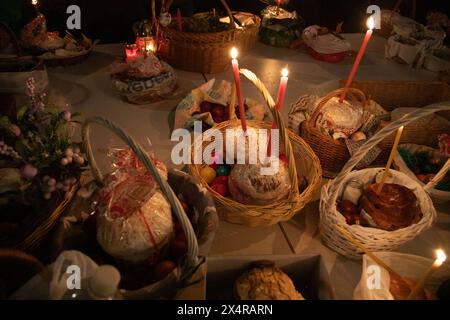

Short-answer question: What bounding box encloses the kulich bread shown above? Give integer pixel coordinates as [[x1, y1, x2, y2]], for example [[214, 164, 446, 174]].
[[228, 161, 291, 205], [359, 183, 422, 231], [234, 266, 304, 300]]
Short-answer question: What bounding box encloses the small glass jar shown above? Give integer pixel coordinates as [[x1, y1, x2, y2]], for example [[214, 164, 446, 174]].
[[342, 178, 364, 205]]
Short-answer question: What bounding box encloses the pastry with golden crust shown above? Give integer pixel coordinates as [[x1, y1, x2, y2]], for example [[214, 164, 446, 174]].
[[234, 264, 304, 300]]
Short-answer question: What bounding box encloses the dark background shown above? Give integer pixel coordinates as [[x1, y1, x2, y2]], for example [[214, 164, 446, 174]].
[[1, 0, 449, 43]]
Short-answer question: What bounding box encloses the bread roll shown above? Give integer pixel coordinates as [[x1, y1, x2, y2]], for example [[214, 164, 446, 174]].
[[234, 266, 304, 300], [359, 183, 422, 231]]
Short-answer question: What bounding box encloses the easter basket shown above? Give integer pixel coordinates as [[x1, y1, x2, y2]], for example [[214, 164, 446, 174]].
[[53, 116, 218, 299], [320, 103, 450, 259], [189, 69, 322, 227], [298, 88, 368, 178], [393, 143, 450, 204], [159, 0, 260, 74]]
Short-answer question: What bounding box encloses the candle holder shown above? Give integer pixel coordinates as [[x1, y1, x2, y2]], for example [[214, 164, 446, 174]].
[[125, 43, 138, 62]]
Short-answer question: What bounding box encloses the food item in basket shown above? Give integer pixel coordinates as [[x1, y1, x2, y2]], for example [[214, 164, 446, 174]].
[[96, 150, 174, 263], [359, 183, 423, 231], [316, 97, 364, 140], [302, 25, 351, 63], [21, 14, 92, 58], [259, 5, 304, 47], [234, 263, 304, 300], [228, 159, 291, 205], [110, 51, 178, 104]]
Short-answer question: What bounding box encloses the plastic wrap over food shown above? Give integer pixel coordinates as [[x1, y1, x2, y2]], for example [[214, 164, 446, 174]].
[[95, 147, 173, 263], [316, 97, 364, 139], [302, 26, 351, 54], [110, 53, 178, 104]]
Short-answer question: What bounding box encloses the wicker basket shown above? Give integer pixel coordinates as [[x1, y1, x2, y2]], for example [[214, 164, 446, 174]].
[[393, 143, 450, 204], [12, 183, 79, 252], [0, 249, 46, 299], [81, 116, 208, 299], [338, 80, 450, 121], [190, 69, 322, 227], [159, 0, 260, 74], [299, 88, 369, 178], [320, 103, 450, 259]]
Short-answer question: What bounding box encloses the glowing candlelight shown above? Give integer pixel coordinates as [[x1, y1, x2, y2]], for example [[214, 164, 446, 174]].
[[32, 0, 38, 5], [340, 17, 375, 103], [230, 47, 247, 132], [407, 249, 447, 300], [377, 126, 404, 194], [125, 44, 139, 62], [268, 67, 289, 156]]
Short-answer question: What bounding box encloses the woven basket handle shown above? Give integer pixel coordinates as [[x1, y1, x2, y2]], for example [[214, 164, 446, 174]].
[[330, 102, 450, 194], [424, 157, 450, 191], [309, 88, 367, 127], [239, 69, 299, 197], [82, 116, 199, 275]]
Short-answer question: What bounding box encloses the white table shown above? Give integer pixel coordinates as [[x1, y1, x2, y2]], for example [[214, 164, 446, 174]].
[[44, 34, 449, 299]]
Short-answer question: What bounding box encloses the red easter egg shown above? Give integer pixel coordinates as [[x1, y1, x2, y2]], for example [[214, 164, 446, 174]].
[[212, 175, 228, 185], [416, 174, 427, 183], [211, 183, 228, 196], [339, 200, 358, 215], [200, 101, 212, 113]]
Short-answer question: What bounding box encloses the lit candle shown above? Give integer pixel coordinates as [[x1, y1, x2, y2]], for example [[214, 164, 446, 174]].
[[267, 67, 289, 156], [31, 0, 39, 12], [407, 249, 447, 300], [230, 47, 247, 132], [339, 17, 375, 103], [377, 126, 404, 194]]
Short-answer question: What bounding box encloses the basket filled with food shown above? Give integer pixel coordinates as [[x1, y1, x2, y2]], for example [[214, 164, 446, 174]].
[[320, 103, 450, 259], [48, 116, 218, 299], [158, 0, 260, 74], [393, 136, 450, 203], [189, 69, 322, 227]]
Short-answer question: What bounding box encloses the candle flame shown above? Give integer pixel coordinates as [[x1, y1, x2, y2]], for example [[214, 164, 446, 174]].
[[281, 67, 289, 77], [230, 47, 238, 59], [435, 249, 447, 266], [32, 0, 38, 5], [367, 17, 375, 30]]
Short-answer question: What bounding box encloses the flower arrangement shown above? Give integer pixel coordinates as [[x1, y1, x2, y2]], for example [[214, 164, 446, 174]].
[[0, 77, 86, 215]]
